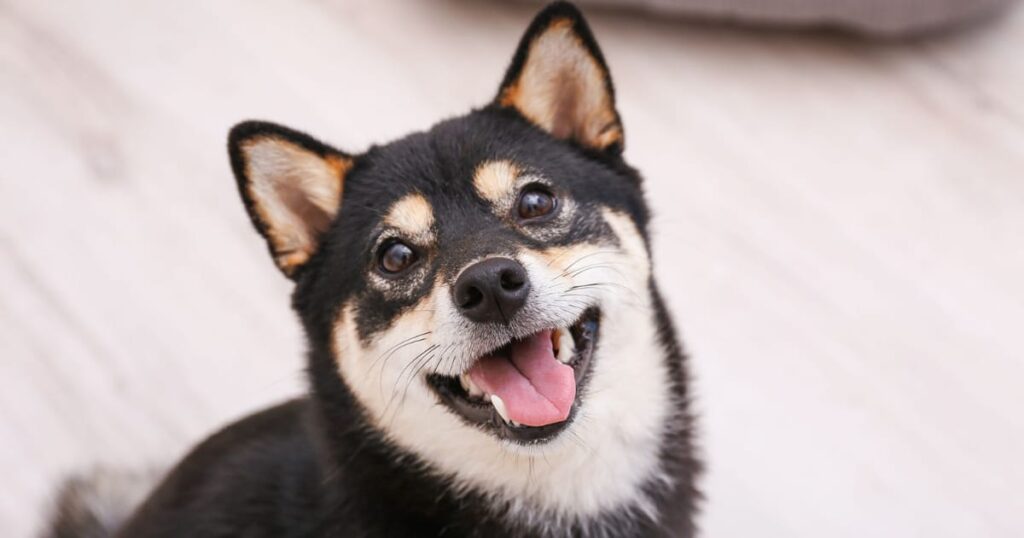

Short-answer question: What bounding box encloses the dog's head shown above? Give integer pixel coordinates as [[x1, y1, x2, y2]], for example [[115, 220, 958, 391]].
[[228, 2, 673, 520]]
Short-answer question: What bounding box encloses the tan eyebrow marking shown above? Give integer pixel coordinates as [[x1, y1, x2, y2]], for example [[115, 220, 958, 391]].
[[383, 193, 435, 240], [473, 160, 520, 205]]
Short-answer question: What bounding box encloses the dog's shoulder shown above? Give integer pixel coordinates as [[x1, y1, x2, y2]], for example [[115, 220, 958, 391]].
[[117, 398, 325, 537]]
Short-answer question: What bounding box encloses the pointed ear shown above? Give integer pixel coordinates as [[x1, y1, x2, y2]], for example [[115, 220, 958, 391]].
[[495, 2, 623, 153], [228, 121, 352, 278]]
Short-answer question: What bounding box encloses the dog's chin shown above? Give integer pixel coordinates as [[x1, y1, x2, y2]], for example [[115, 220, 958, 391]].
[[426, 308, 600, 445]]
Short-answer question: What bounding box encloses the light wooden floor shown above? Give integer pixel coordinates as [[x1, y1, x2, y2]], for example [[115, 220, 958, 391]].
[[2, 1, 1023, 536]]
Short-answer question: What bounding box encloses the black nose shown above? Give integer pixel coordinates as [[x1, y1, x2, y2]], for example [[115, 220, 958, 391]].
[[453, 257, 530, 323]]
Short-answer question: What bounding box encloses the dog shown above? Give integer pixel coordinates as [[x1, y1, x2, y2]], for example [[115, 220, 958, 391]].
[[46, 2, 700, 536]]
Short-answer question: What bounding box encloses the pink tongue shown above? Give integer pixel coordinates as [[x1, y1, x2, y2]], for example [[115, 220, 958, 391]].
[[467, 330, 576, 427]]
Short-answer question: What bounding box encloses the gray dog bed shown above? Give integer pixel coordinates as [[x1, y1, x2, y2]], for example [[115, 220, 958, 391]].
[[568, 0, 1015, 35]]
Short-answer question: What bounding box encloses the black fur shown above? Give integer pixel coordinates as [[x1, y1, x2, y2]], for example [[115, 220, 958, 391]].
[[53, 3, 701, 537]]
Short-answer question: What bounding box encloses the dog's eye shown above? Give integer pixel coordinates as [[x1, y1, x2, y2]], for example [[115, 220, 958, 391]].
[[378, 241, 418, 274], [517, 187, 557, 221]]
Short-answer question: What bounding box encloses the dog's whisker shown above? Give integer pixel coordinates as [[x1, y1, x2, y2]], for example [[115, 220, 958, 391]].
[[557, 249, 621, 275], [368, 332, 431, 378], [376, 339, 432, 397], [380, 343, 438, 414], [567, 263, 629, 280], [389, 349, 439, 428]]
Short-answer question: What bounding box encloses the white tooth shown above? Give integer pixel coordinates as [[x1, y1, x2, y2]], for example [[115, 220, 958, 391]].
[[463, 374, 484, 398], [557, 327, 575, 364], [491, 394, 511, 423]]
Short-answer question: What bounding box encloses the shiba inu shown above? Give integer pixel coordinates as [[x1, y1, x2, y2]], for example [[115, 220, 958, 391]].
[[46, 2, 699, 536]]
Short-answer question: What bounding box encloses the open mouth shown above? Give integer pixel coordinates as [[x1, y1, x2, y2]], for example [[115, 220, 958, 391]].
[[427, 308, 600, 444]]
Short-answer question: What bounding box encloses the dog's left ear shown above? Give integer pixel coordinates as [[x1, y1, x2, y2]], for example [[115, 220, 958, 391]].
[[495, 2, 623, 153], [228, 121, 353, 278]]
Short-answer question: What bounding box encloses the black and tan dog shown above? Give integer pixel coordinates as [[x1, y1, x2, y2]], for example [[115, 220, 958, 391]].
[[48, 2, 699, 536]]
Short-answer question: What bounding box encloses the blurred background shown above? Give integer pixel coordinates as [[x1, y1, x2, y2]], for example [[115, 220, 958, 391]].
[[2, 0, 1023, 536]]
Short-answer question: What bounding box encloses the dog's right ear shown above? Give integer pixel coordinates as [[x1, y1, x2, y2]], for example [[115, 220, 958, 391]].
[[228, 121, 352, 278]]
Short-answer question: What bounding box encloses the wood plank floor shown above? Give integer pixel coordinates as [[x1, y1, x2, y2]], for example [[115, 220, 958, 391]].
[[2, 1, 1022, 536]]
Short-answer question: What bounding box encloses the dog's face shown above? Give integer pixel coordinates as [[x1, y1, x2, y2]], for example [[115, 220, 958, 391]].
[[228, 3, 673, 520]]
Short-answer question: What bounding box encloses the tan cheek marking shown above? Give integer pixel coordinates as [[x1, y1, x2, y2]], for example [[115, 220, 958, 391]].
[[530, 209, 650, 281], [534, 243, 602, 279], [331, 279, 444, 367], [383, 193, 435, 241], [473, 160, 519, 206], [332, 282, 445, 409], [498, 18, 622, 150], [330, 303, 355, 360], [331, 303, 368, 395], [601, 208, 651, 277]]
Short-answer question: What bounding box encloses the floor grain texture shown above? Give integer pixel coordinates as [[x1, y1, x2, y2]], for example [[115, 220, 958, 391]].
[[2, 1, 1022, 536]]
